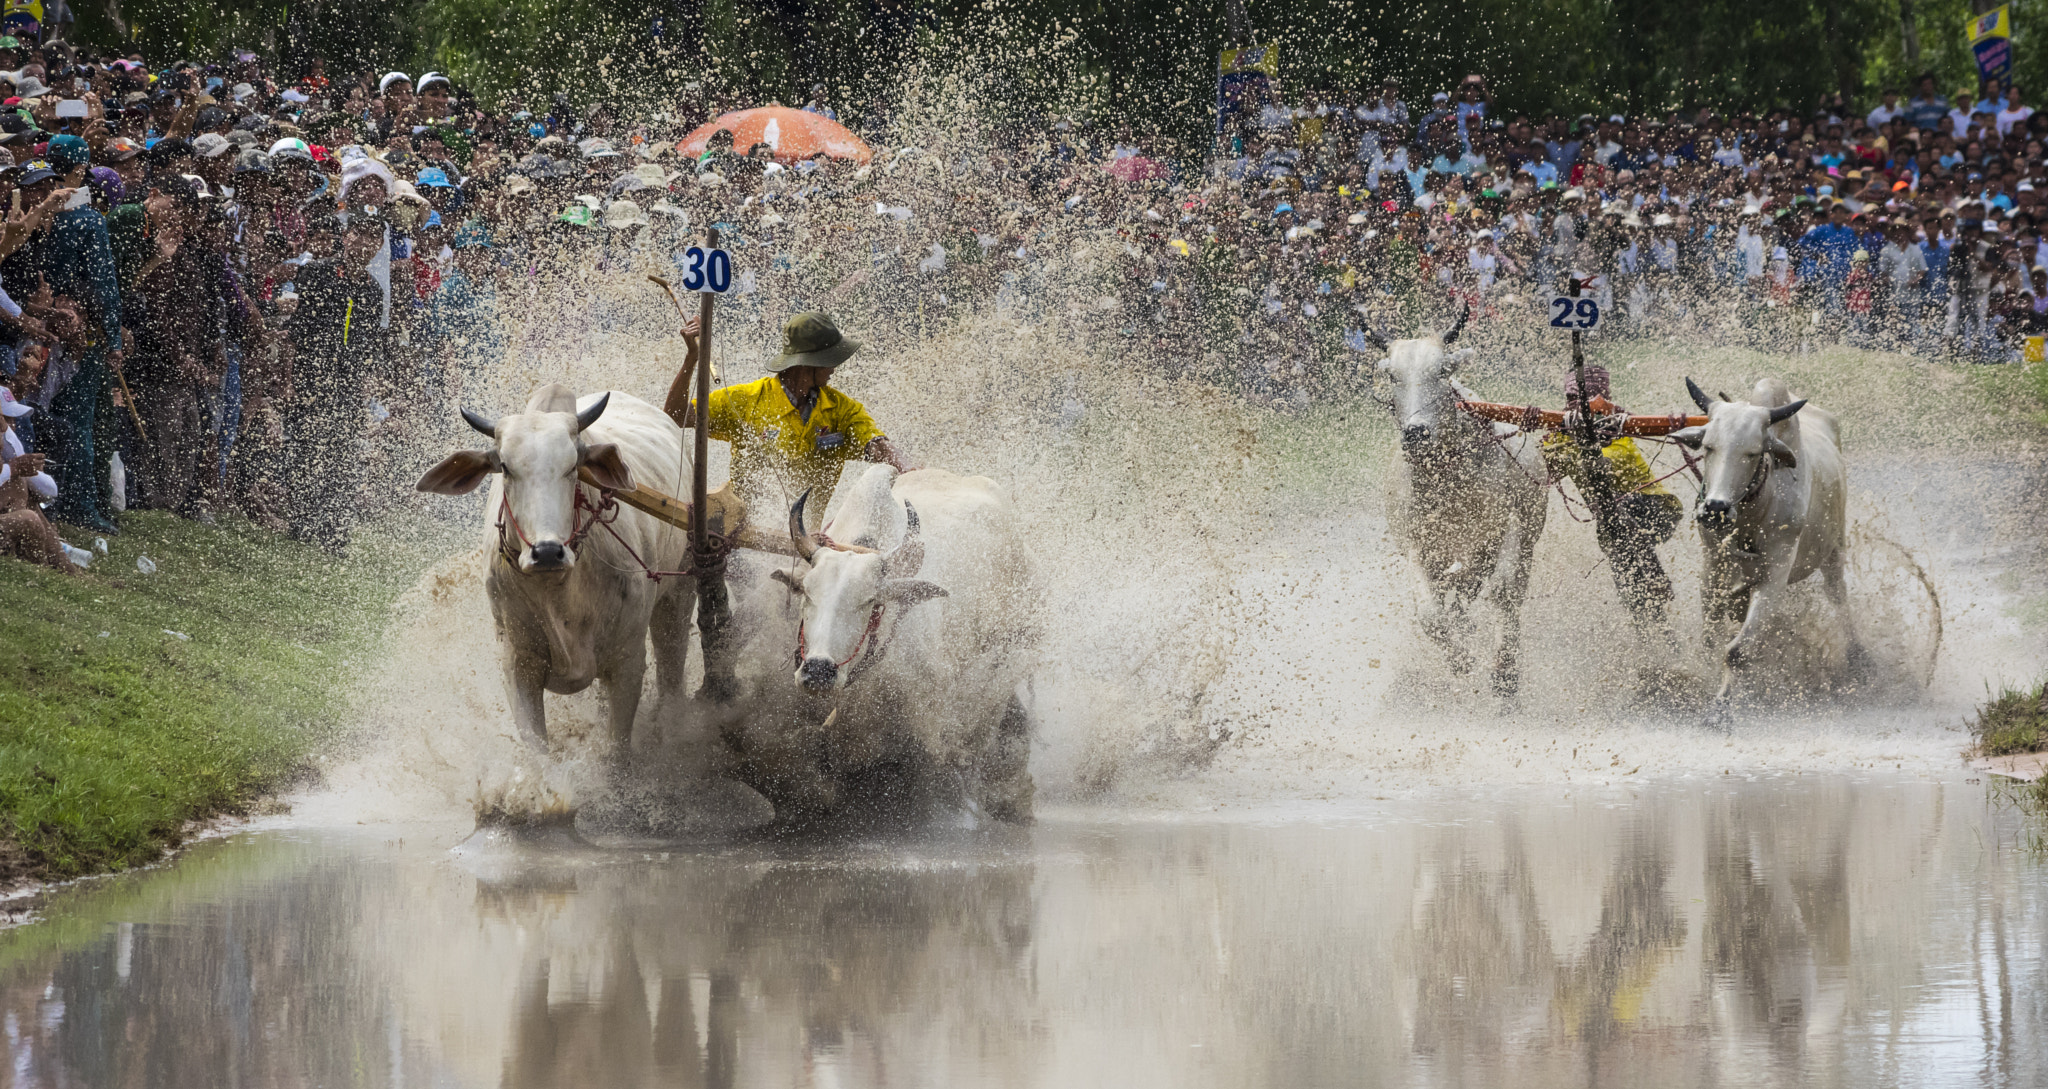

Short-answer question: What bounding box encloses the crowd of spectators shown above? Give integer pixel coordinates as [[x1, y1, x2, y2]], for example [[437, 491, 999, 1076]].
[[0, 35, 2041, 573]]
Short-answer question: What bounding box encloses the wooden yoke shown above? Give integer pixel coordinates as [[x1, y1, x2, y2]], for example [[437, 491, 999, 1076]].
[[1458, 395, 1708, 437]]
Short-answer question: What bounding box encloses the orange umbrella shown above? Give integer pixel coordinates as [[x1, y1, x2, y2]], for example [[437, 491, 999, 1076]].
[[676, 106, 873, 166]]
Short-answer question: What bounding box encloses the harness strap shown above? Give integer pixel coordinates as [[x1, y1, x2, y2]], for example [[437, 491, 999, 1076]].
[[495, 484, 706, 581], [794, 604, 887, 675]]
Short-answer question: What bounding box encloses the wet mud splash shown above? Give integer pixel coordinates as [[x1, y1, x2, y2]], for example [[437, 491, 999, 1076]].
[[307, 193, 2046, 826]]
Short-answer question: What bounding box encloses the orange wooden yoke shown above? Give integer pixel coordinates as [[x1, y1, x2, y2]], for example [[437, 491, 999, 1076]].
[[1457, 395, 1708, 437]]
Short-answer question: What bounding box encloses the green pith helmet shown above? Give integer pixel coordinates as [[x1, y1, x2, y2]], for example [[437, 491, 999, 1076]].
[[769, 311, 862, 372]]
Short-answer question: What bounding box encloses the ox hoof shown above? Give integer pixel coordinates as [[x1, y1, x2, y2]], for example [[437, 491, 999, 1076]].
[[1699, 703, 1734, 733], [696, 674, 742, 706], [1490, 667, 1520, 701]]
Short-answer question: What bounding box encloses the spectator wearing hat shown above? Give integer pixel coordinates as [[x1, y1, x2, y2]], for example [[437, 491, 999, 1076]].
[[279, 208, 387, 553], [415, 73, 453, 122], [127, 175, 226, 516], [368, 72, 414, 143], [0, 384, 73, 571], [188, 131, 235, 193], [12, 141, 123, 533]]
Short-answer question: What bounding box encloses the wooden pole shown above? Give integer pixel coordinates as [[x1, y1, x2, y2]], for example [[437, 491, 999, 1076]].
[[690, 227, 737, 704], [694, 227, 717, 553], [1567, 277, 1674, 643]]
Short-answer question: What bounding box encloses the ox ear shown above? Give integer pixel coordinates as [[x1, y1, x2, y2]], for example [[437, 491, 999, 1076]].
[[1766, 435, 1798, 467], [580, 443, 634, 492], [881, 579, 948, 608], [1440, 348, 1474, 375], [770, 568, 804, 593], [1669, 426, 1705, 450], [417, 449, 499, 495]]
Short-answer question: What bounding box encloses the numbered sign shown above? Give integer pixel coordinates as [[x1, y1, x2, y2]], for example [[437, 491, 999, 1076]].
[[679, 246, 736, 294], [1547, 296, 1601, 331]]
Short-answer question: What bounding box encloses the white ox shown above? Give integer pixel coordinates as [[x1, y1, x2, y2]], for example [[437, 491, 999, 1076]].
[[1366, 314, 1549, 696], [1671, 377, 1850, 707], [725, 464, 1041, 823], [418, 385, 694, 755]]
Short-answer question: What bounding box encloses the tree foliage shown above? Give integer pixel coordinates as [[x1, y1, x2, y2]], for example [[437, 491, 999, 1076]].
[[59, 0, 2042, 125]]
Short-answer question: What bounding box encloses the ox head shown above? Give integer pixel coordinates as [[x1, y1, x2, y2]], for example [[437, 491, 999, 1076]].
[[415, 384, 632, 573], [1669, 377, 1804, 524], [770, 490, 946, 693], [1362, 307, 1472, 454]]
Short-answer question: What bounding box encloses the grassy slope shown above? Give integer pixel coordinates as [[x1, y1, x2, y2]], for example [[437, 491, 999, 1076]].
[[0, 512, 427, 883]]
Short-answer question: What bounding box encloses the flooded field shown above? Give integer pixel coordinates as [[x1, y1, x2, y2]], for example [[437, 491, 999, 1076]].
[[3, 774, 2044, 1088]]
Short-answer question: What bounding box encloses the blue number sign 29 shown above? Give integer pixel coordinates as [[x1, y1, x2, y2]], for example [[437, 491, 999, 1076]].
[[680, 246, 735, 294], [1546, 296, 1600, 330]]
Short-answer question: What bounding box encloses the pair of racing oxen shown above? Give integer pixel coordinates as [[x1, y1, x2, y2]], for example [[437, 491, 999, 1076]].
[[418, 327, 1847, 825]]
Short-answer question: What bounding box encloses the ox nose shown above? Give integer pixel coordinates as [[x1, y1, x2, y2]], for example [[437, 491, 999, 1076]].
[[1699, 499, 1733, 521], [800, 657, 839, 692], [528, 540, 567, 568], [1401, 423, 1431, 445]]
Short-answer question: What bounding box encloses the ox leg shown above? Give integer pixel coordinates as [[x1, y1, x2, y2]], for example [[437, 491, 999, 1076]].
[[1714, 578, 1784, 710], [1820, 557, 1872, 678], [649, 585, 693, 723], [503, 650, 551, 753], [1490, 517, 1542, 699], [1419, 572, 1477, 676], [601, 644, 649, 760], [978, 694, 1036, 824]]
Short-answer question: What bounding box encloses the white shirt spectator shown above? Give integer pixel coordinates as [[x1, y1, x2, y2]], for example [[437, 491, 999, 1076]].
[[1737, 224, 1766, 279], [1949, 106, 1978, 139], [1521, 159, 1559, 186], [1997, 104, 2034, 137], [1367, 144, 1408, 190], [1355, 97, 1408, 163], [1711, 139, 1745, 168], [1468, 243, 1498, 291], [1549, 212, 1580, 262], [1879, 238, 1929, 290], [1616, 240, 1641, 275], [1, 423, 57, 498], [1866, 103, 1901, 128]]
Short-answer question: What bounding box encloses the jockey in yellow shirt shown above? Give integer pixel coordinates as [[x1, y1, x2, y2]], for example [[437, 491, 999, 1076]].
[[665, 311, 917, 527]]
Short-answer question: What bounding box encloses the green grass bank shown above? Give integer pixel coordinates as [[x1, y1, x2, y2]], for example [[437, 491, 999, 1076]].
[[0, 512, 433, 886]]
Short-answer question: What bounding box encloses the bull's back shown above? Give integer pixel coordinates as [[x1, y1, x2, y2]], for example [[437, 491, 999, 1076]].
[[1796, 406, 1849, 569], [576, 391, 691, 568]]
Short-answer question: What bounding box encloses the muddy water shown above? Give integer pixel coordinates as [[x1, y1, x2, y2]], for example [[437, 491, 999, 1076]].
[[4, 773, 2043, 1088]]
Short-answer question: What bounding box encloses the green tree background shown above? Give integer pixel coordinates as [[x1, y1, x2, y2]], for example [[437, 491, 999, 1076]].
[[53, 0, 2048, 127]]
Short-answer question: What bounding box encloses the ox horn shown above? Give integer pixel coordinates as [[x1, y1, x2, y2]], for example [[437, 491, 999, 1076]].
[[574, 392, 610, 434], [1685, 377, 1715, 414], [1767, 399, 1807, 424], [884, 501, 926, 578], [461, 408, 497, 437], [1440, 305, 1470, 346], [789, 489, 818, 563]]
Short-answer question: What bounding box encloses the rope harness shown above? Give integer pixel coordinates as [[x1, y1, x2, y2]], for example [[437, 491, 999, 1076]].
[[495, 484, 716, 582], [793, 601, 889, 680]]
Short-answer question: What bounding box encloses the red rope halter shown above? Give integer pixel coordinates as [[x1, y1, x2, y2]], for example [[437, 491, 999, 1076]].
[[793, 603, 887, 677], [496, 484, 702, 581]]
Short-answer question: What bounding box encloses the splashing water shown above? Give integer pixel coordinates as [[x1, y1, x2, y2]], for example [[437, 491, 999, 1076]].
[[297, 98, 2045, 829]]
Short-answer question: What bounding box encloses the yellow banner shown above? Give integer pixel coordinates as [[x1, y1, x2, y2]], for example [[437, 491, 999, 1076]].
[[1968, 5, 2010, 43], [1219, 44, 1279, 76]]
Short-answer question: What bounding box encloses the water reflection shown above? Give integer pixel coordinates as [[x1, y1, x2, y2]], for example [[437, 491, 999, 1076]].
[[2, 776, 2042, 1088]]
